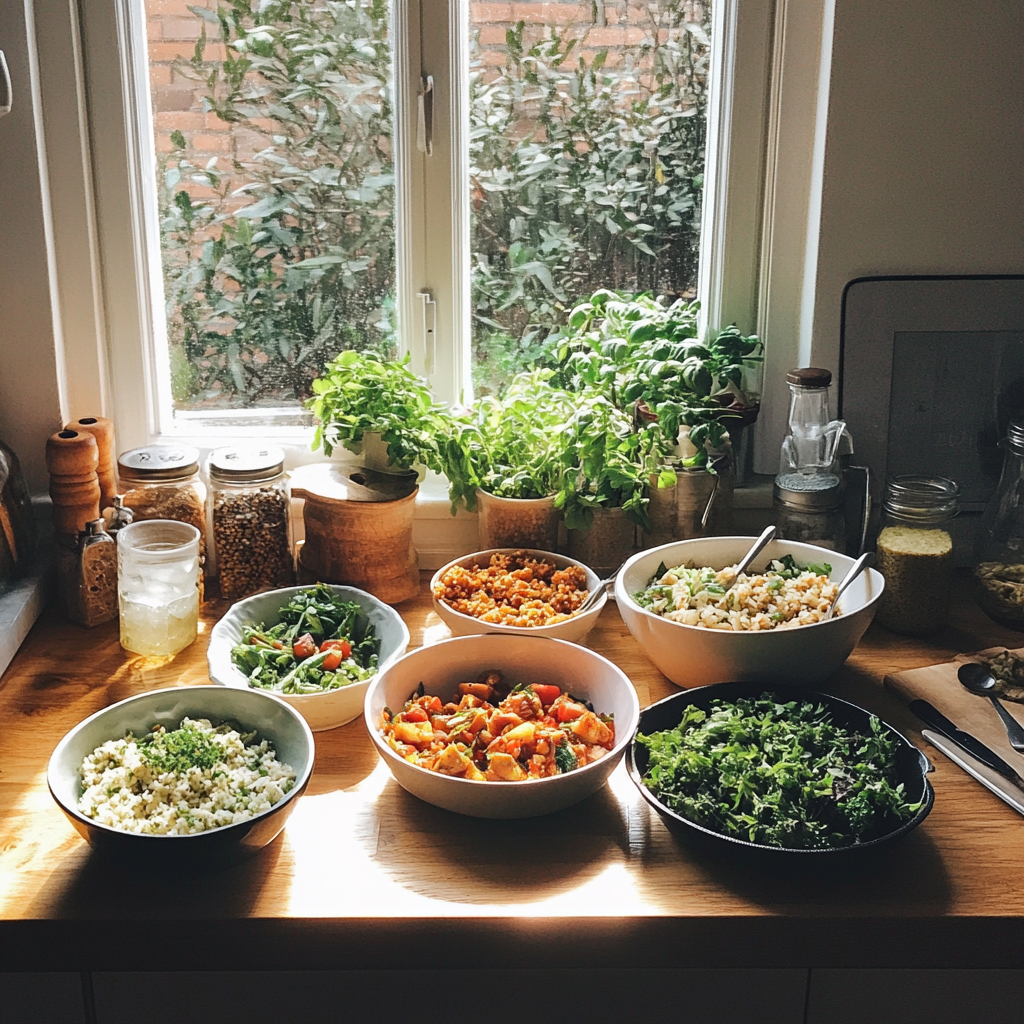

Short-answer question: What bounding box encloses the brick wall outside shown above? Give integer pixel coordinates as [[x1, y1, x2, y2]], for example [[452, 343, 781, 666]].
[[147, 0, 708, 208]]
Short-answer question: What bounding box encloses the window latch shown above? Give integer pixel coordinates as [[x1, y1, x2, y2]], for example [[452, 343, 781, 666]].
[[417, 75, 433, 156], [417, 289, 436, 375], [0, 51, 12, 117]]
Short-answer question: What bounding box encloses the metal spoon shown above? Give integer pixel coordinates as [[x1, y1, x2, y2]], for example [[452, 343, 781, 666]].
[[824, 550, 874, 621], [957, 662, 1024, 754], [716, 525, 777, 592], [575, 560, 629, 615]]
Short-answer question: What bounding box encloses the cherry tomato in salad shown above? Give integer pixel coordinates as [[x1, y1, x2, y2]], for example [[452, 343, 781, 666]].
[[292, 633, 317, 660], [319, 638, 352, 659]]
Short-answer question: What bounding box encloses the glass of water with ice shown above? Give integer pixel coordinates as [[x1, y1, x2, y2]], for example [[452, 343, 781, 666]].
[[117, 520, 201, 656]]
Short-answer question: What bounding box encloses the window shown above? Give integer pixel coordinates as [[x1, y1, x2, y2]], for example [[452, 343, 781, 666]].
[[67, 0, 795, 452]]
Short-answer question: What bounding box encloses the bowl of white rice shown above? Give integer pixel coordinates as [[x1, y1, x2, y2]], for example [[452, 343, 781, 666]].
[[47, 685, 314, 861], [615, 537, 884, 688]]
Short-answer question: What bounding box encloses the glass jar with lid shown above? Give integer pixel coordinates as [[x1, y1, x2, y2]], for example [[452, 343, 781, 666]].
[[117, 444, 207, 555], [974, 418, 1024, 628], [874, 475, 959, 635], [208, 445, 294, 601]]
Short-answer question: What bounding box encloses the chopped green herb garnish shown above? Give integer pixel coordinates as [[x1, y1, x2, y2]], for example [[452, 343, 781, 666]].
[[140, 723, 222, 776]]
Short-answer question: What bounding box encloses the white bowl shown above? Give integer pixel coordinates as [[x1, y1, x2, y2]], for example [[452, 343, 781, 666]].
[[429, 548, 605, 644], [208, 585, 410, 731], [364, 634, 640, 818], [615, 537, 884, 688]]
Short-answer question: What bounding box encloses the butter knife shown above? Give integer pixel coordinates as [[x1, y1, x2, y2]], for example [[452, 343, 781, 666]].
[[921, 730, 1024, 817], [909, 699, 1024, 787]]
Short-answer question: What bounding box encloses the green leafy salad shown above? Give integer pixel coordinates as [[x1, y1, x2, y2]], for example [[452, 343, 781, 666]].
[[230, 584, 380, 695], [636, 695, 921, 849]]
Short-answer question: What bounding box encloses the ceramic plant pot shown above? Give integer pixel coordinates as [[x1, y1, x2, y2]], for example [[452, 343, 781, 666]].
[[565, 506, 636, 574], [475, 490, 560, 551]]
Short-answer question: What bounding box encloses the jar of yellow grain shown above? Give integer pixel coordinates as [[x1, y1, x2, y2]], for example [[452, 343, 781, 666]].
[[874, 475, 959, 635]]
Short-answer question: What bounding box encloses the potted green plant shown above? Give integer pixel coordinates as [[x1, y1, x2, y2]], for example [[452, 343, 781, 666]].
[[307, 350, 446, 476], [441, 369, 576, 550], [554, 393, 668, 572], [547, 290, 761, 545]]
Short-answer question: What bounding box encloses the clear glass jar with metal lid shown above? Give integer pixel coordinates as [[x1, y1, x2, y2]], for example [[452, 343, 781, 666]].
[[208, 445, 294, 601], [117, 444, 207, 555], [974, 418, 1024, 628], [874, 475, 959, 635]]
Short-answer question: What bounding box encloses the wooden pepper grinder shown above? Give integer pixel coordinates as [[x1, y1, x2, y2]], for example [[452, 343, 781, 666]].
[[65, 416, 116, 512], [45, 429, 101, 536]]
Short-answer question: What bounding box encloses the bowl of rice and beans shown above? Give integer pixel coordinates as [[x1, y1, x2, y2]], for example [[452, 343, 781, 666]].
[[365, 634, 640, 818], [48, 685, 314, 860], [430, 549, 605, 643], [616, 538, 884, 688]]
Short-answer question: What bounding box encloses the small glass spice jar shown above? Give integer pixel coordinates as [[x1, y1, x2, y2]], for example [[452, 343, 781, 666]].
[[874, 475, 959, 635], [974, 418, 1024, 629], [208, 445, 294, 601]]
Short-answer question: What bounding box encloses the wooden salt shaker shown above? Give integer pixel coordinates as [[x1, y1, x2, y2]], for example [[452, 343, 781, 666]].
[[66, 416, 116, 512], [45, 429, 101, 536]]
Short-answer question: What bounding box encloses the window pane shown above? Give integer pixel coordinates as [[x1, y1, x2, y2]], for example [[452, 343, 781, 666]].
[[146, 0, 396, 418], [468, 0, 712, 395]]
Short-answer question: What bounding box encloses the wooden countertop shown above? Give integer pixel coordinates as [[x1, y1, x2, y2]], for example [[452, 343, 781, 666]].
[[2, 577, 1023, 972]]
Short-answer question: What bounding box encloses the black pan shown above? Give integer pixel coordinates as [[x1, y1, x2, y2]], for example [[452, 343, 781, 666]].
[[627, 681, 934, 858]]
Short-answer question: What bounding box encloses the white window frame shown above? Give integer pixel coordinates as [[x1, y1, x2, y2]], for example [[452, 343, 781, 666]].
[[39, 0, 832, 477]]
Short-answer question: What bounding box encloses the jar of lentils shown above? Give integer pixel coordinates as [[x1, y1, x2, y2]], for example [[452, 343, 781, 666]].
[[209, 445, 294, 601], [118, 443, 207, 555], [874, 475, 959, 635]]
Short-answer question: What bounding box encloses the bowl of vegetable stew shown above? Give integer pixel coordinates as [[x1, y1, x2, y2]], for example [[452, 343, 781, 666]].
[[365, 634, 639, 818], [616, 537, 884, 688], [208, 584, 410, 731], [628, 682, 933, 857]]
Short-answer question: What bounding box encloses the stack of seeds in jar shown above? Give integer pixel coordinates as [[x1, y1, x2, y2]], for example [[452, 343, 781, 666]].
[[118, 444, 208, 593], [208, 445, 294, 601]]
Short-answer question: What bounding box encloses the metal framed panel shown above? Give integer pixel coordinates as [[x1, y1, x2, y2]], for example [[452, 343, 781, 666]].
[[838, 276, 1024, 511]]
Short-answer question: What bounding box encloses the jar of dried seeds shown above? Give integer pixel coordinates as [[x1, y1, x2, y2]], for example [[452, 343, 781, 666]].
[[974, 417, 1024, 629], [874, 475, 959, 635], [208, 445, 294, 601], [118, 444, 208, 568]]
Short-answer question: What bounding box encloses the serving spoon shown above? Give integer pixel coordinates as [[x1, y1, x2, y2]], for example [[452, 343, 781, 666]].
[[716, 524, 777, 592], [957, 662, 1024, 754], [823, 550, 874, 621], [575, 559, 630, 615]]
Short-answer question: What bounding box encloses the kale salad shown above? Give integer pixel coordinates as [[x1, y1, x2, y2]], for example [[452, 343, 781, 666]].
[[636, 695, 922, 849], [230, 583, 380, 695]]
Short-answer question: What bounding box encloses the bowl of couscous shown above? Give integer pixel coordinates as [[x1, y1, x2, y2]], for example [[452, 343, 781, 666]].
[[616, 537, 884, 688], [47, 685, 314, 861], [430, 549, 606, 643]]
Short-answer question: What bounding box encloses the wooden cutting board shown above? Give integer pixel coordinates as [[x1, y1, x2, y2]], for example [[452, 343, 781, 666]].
[[885, 646, 1024, 768]]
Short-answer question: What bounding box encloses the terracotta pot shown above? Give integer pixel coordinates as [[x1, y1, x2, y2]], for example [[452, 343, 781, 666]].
[[291, 463, 420, 604], [476, 490, 559, 551], [565, 506, 636, 574]]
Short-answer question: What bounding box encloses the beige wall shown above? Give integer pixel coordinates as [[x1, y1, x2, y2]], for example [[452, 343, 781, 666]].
[[0, 0, 63, 493], [810, 0, 1024, 367]]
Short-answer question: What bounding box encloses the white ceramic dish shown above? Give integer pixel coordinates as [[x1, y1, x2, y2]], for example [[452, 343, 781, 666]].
[[615, 537, 884, 688], [208, 585, 410, 731], [364, 634, 640, 818], [47, 685, 314, 862], [429, 548, 605, 643]]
